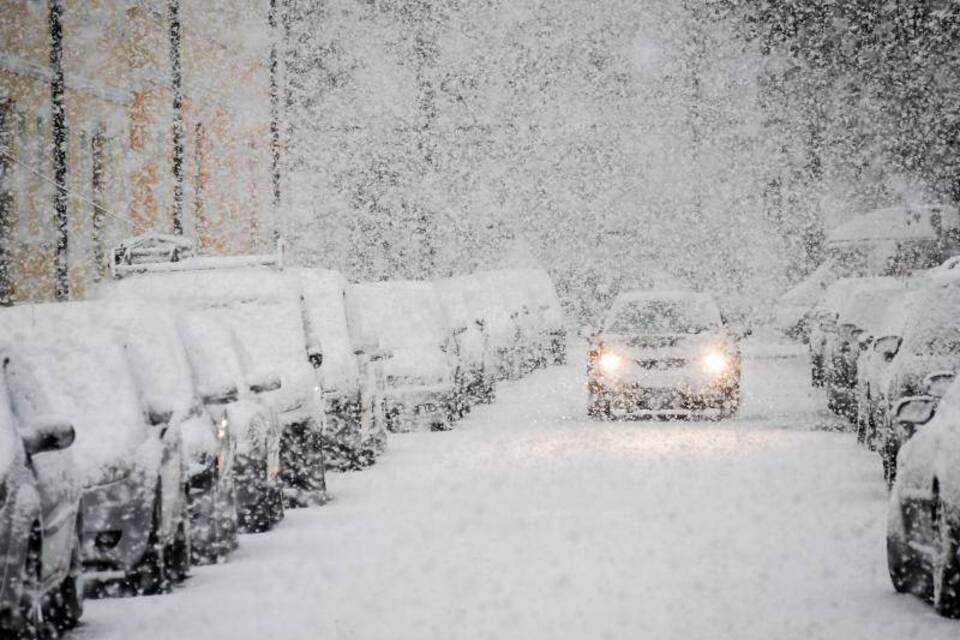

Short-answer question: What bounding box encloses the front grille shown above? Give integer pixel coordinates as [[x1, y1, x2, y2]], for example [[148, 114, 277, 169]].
[[634, 358, 686, 370]]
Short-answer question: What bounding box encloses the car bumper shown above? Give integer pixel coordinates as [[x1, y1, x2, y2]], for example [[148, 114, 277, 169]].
[[591, 375, 738, 413], [80, 476, 155, 574]]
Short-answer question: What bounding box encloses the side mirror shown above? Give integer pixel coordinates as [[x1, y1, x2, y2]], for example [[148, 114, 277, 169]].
[[874, 335, 902, 362], [892, 395, 937, 428], [370, 349, 392, 362], [202, 384, 240, 406], [308, 352, 323, 369], [250, 374, 282, 394], [922, 371, 957, 399], [21, 417, 75, 455], [147, 405, 174, 427]]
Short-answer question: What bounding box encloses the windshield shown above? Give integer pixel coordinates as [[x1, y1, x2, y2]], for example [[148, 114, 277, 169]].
[[606, 297, 720, 335]]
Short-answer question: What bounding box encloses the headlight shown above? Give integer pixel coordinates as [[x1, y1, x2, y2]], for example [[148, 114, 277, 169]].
[[702, 351, 730, 375], [599, 352, 623, 373], [218, 416, 228, 441]]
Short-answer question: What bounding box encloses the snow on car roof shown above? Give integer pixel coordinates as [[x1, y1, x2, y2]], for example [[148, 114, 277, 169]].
[[835, 277, 910, 330], [176, 311, 247, 398], [826, 204, 960, 244], [0, 302, 150, 481], [100, 266, 314, 391], [95, 303, 196, 416], [346, 280, 451, 349], [289, 268, 360, 392], [779, 264, 837, 307], [902, 283, 960, 352], [514, 268, 565, 327]]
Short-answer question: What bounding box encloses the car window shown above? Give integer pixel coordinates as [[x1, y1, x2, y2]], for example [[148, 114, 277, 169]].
[[606, 298, 719, 335]]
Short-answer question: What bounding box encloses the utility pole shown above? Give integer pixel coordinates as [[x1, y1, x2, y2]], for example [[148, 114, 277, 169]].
[[269, 0, 282, 244], [49, 0, 69, 300], [169, 0, 185, 235]]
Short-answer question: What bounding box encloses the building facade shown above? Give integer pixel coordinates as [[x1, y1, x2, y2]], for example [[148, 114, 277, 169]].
[[0, 0, 275, 304]]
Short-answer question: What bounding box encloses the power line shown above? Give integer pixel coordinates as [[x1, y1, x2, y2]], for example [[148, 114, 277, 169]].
[[0, 148, 137, 231]]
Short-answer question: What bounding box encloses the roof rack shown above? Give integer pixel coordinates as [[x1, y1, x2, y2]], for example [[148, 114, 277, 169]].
[[110, 234, 284, 279]]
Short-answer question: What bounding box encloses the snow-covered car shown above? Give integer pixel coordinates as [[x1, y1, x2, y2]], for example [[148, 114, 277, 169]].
[[875, 283, 960, 483], [776, 204, 960, 341], [103, 261, 328, 509], [807, 278, 876, 388], [854, 288, 921, 446], [346, 281, 459, 432], [826, 204, 960, 277], [0, 302, 190, 595], [435, 274, 497, 408], [885, 378, 960, 618], [102, 304, 239, 563], [178, 312, 283, 533], [294, 268, 387, 468], [773, 264, 838, 339], [587, 291, 743, 419], [823, 277, 910, 421], [472, 270, 537, 379], [0, 349, 81, 636], [516, 268, 567, 366]]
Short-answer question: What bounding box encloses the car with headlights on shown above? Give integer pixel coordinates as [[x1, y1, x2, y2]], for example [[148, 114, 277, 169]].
[[346, 281, 460, 432], [886, 376, 960, 617], [0, 302, 190, 596], [587, 291, 743, 419], [0, 349, 81, 636]]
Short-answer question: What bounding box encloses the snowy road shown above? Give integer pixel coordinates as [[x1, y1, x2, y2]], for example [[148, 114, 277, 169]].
[[77, 339, 959, 640]]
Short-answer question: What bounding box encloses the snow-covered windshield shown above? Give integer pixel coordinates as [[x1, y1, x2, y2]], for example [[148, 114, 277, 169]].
[[347, 282, 450, 349], [606, 295, 721, 335], [903, 286, 960, 356]]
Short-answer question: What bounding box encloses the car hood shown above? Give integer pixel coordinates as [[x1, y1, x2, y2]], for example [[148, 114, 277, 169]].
[[598, 332, 735, 358]]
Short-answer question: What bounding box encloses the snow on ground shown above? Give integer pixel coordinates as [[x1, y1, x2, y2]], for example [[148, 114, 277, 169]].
[[76, 337, 959, 640]]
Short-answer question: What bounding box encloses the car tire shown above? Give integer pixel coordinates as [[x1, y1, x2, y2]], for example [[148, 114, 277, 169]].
[[588, 390, 612, 420], [932, 495, 960, 618], [887, 532, 927, 596], [165, 517, 191, 584], [127, 490, 170, 596], [719, 387, 741, 419]]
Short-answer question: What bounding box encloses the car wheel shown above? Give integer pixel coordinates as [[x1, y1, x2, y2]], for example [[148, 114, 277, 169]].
[[588, 390, 612, 420], [127, 490, 170, 596], [887, 531, 926, 596], [932, 495, 960, 618], [51, 524, 83, 632], [719, 387, 741, 419], [165, 516, 191, 584]]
